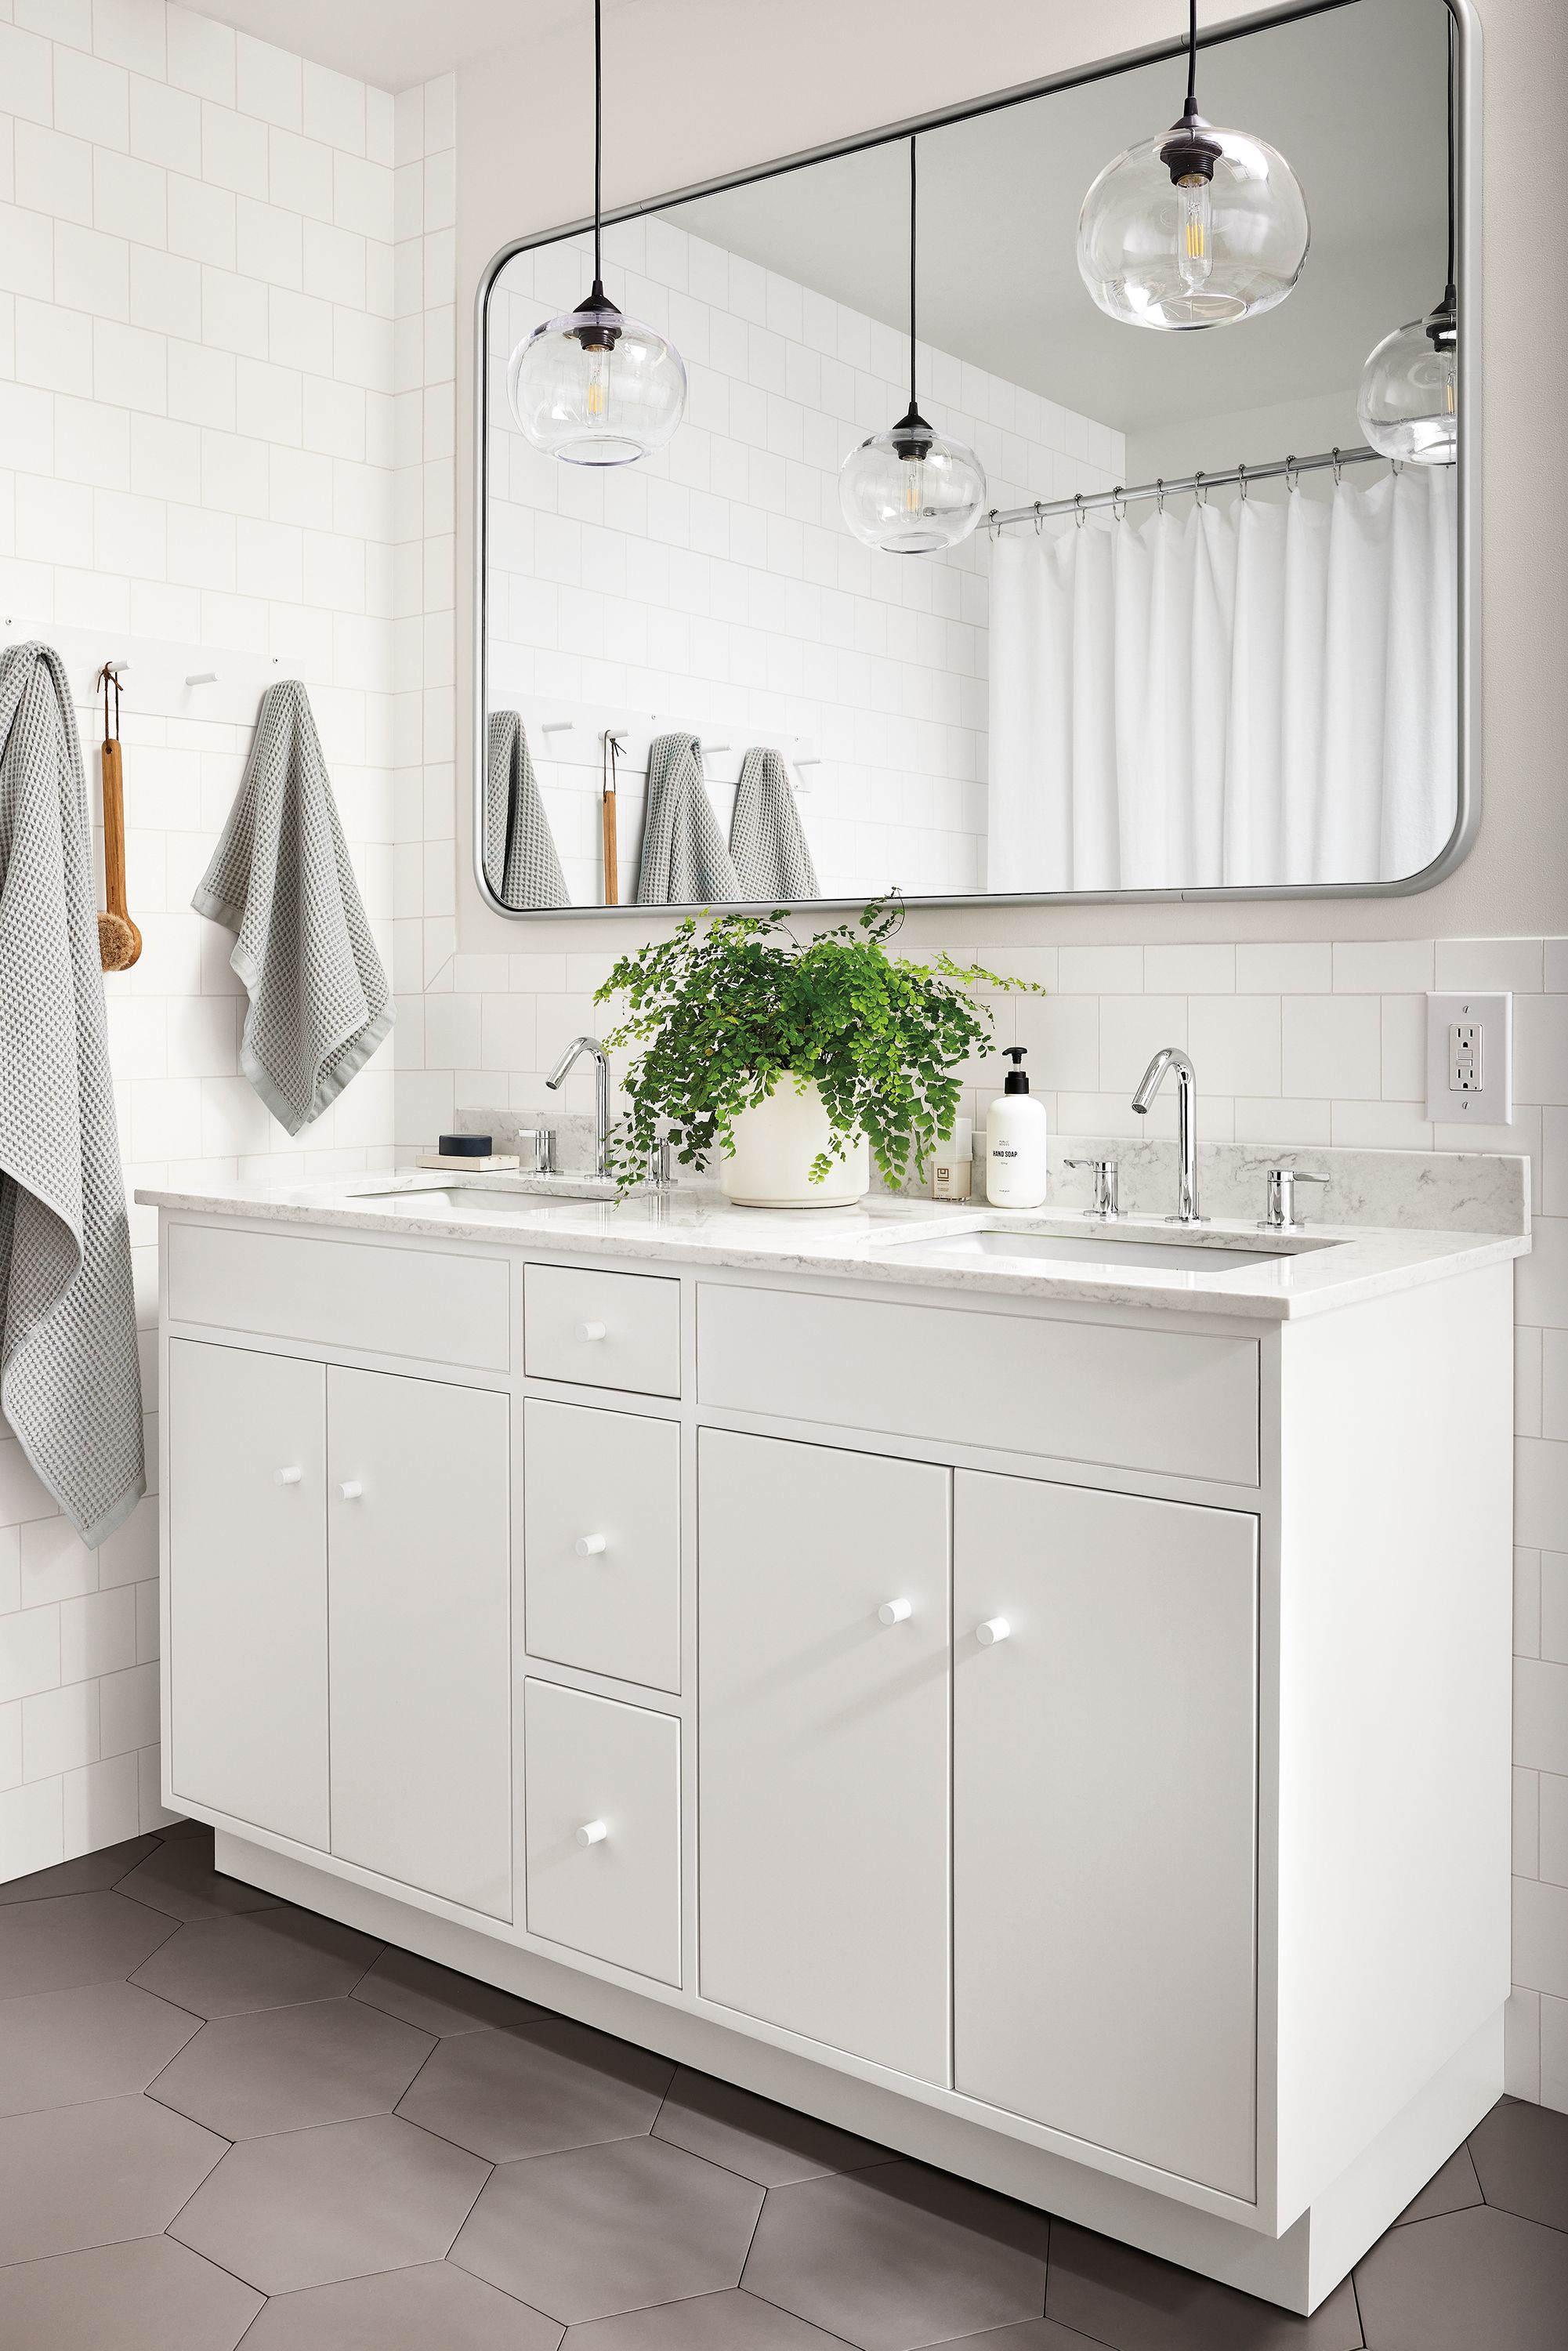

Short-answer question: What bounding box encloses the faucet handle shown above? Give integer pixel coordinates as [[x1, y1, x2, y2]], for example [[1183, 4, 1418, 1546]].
[[1064, 1156, 1120, 1219], [1261, 1165, 1329, 1232]]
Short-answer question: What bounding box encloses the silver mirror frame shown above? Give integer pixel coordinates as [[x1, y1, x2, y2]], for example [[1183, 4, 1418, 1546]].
[[473, 0, 1480, 918]]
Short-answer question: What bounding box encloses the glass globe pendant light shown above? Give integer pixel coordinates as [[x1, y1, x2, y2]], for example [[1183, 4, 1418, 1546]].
[[1356, 15, 1458, 464], [506, 0, 686, 465], [838, 137, 987, 554], [1077, 0, 1309, 330]]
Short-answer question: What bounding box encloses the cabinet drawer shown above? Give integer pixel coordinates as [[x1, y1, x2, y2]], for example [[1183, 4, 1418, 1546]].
[[524, 1400, 681, 1693], [167, 1221, 509, 1371], [524, 1262, 681, 1397], [698, 1284, 1258, 1487], [523, 1680, 681, 1985]]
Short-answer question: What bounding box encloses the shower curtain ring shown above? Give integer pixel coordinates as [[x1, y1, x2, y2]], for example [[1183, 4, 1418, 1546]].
[[1331, 446, 1343, 486], [1155, 478, 1165, 513], [1237, 462, 1248, 502], [1193, 471, 1208, 507], [1033, 501, 1044, 535], [1073, 492, 1085, 528], [1112, 484, 1127, 522], [988, 509, 1001, 541], [1285, 453, 1299, 493]]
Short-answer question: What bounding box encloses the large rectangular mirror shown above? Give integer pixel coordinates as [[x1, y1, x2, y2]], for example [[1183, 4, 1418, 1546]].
[[476, 0, 1472, 915]]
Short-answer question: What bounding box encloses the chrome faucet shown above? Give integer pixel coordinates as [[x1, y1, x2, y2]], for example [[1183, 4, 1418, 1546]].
[[547, 1035, 612, 1178], [1131, 1047, 1205, 1225]]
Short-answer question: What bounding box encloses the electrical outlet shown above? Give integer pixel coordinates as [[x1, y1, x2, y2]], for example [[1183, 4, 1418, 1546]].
[[1426, 991, 1512, 1125]]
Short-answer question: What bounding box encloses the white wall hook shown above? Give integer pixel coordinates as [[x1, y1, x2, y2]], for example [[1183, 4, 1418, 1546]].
[[185, 669, 219, 686], [273, 1466, 302, 1486], [578, 1320, 607, 1341], [976, 1617, 1012, 1646], [878, 1598, 913, 1625], [337, 1479, 364, 1501], [575, 1533, 607, 1557], [541, 719, 576, 735], [576, 1818, 608, 1846]]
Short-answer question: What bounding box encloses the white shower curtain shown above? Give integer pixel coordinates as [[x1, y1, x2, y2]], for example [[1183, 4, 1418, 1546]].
[[987, 465, 1457, 891]]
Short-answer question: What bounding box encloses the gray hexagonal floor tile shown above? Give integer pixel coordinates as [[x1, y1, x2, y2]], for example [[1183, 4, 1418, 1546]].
[[0, 2234, 263, 2351], [1354, 2204, 1568, 2350], [0, 1978, 201, 2117], [907, 2326, 1106, 2351], [1467, 2096, 1568, 2234], [168, 2113, 490, 2294], [352, 1944, 545, 2038], [114, 1831, 284, 1922], [741, 2162, 1049, 2351], [451, 2135, 764, 2324], [1393, 2141, 1483, 2226], [397, 2015, 671, 2161], [1045, 2221, 1362, 2349], [241, 2260, 563, 2348], [148, 1996, 436, 2137], [561, 2287, 851, 2346], [0, 2096, 227, 2266], [0, 1835, 161, 1905], [653, 2067, 890, 2186], [129, 1906, 381, 2018], [0, 1891, 179, 1998]]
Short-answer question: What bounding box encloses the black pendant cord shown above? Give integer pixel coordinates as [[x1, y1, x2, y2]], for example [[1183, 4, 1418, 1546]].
[[1186, 0, 1199, 114], [592, 0, 603, 295], [908, 136, 918, 413], [1443, 6, 1455, 301]]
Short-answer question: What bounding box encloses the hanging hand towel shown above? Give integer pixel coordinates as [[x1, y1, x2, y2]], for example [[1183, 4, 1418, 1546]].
[[0, 643, 143, 1548], [636, 731, 741, 905], [730, 746, 819, 902], [193, 679, 392, 1136], [484, 709, 570, 910]]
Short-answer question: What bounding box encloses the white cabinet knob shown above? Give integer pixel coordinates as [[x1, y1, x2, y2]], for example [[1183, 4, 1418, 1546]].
[[576, 1818, 608, 1847], [976, 1617, 1012, 1646], [273, 1466, 302, 1487], [338, 1480, 364, 1501], [877, 1598, 912, 1625], [578, 1320, 607, 1342], [575, 1533, 607, 1558]]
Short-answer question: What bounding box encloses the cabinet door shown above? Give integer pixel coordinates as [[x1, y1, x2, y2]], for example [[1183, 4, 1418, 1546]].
[[166, 1339, 328, 1849], [524, 1679, 682, 1985], [524, 1399, 681, 1693], [954, 1471, 1258, 2199], [326, 1367, 512, 1919], [698, 1429, 951, 2085]]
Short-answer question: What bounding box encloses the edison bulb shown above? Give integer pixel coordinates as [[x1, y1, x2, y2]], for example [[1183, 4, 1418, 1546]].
[[1175, 176, 1212, 295]]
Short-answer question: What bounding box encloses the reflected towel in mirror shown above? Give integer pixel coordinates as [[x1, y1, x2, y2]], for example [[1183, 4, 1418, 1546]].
[[636, 730, 741, 904], [485, 708, 570, 910], [730, 747, 819, 903]]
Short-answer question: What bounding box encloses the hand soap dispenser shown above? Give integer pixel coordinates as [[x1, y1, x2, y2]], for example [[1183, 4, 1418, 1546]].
[[985, 1046, 1048, 1207]]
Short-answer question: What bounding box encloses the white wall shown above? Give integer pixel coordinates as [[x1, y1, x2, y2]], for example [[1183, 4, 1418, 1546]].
[[0, 0, 398, 1878], [487, 216, 1122, 903]]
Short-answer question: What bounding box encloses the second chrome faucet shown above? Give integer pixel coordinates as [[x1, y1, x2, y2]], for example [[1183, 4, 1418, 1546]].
[[1131, 1046, 1205, 1225]]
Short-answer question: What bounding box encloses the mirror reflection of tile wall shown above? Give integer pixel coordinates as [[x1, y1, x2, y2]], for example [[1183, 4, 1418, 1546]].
[[486, 219, 1123, 906]]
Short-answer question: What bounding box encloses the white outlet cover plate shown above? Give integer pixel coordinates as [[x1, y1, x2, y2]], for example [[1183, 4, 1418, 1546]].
[[1425, 990, 1512, 1125]]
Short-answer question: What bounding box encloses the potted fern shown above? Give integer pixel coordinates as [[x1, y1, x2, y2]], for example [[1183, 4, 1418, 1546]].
[[596, 901, 1041, 1206]]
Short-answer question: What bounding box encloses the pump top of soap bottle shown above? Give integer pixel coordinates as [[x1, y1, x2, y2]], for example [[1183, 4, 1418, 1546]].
[[1003, 1046, 1030, 1092]]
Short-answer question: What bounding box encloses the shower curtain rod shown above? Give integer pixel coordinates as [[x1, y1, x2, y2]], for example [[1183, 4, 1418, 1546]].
[[987, 442, 1383, 532]]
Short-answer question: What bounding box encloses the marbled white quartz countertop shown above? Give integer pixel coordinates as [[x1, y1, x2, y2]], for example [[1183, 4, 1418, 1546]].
[[139, 1142, 1530, 1325]]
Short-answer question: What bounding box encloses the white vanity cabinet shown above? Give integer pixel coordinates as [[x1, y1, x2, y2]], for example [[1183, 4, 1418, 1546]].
[[154, 1198, 1518, 2320]]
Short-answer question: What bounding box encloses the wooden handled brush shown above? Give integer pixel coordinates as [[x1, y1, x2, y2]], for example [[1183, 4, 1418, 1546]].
[[97, 666, 141, 972]]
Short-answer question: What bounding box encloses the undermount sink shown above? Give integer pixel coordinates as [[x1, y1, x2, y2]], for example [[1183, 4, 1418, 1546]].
[[884, 1224, 1333, 1273], [344, 1175, 618, 1210]]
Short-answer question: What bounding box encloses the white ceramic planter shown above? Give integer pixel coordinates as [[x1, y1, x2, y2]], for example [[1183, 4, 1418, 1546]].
[[719, 1078, 870, 1208]]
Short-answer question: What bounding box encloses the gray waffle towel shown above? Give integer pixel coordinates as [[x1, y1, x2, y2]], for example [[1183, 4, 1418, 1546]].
[[636, 731, 741, 905], [483, 710, 570, 909], [0, 643, 144, 1549], [193, 679, 391, 1136], [730, 746, 819, 902]]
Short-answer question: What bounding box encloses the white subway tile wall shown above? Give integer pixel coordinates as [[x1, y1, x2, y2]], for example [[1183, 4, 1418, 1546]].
[[0, 0, 402, 1881], [484, 218, 1124, 904]]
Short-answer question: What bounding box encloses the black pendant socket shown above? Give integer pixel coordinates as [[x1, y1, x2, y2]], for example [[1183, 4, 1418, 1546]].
[[1160, 103, 1223, 186], [1425, 283, 1458, 350], [892, 402, 936, 462], [570, 280, 624, 353]]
